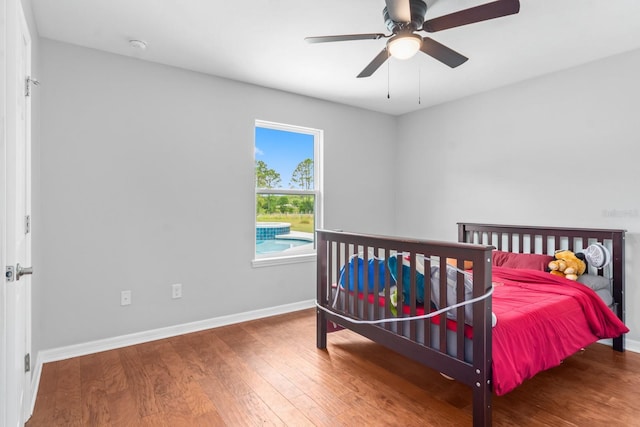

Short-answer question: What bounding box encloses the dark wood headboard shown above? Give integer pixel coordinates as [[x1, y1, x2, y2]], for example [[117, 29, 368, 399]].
[[457, 222, 626, 352]]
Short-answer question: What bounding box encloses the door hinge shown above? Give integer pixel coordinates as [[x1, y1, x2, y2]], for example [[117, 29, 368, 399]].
[[25, 76, 39, 97], [25, 353, 31, 373], [25, 215, 30, 234]]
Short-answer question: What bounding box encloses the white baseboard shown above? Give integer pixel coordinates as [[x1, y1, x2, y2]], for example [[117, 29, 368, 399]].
[[596, 337, 640, 353], [29, 299, 315, 417], [624, 337, 640, 353]]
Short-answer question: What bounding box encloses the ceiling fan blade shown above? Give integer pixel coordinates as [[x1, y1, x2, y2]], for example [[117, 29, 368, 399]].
[[385, 0, 412, 23], [357, 48, 390, 78], [422, 0, 520, 33], [420, 37, 468, 68], [305, 33, 386, 43]]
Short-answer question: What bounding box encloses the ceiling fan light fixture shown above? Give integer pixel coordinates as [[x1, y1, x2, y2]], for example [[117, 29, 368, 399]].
[[388, 34, 422, 60]]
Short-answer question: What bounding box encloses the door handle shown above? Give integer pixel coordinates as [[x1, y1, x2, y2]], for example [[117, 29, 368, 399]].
[[16, 263, 33, 280]]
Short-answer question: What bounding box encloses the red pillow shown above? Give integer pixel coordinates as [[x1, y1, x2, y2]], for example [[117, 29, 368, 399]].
[[492, 250, 554, 271]]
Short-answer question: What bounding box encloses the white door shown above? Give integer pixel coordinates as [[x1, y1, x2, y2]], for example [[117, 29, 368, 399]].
[[2, 0, 33, 425]]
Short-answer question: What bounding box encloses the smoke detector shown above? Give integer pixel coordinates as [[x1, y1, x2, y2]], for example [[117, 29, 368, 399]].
[[129, 39, 147, 50]]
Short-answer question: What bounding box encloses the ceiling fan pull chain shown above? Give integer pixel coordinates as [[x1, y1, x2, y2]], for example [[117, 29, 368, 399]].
[[418, 67, 421, 105], [387, 51, 391, 99]]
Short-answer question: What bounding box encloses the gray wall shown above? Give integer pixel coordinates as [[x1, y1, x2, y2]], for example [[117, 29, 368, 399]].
[[395, 48, 640, 344], [36, 39, 397, 350]]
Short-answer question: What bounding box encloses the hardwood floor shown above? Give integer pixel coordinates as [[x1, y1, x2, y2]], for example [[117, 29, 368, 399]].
[[27, 309, 640, 426]]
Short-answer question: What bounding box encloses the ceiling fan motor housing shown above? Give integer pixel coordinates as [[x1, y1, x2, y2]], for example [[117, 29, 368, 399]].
[[383, 0, 428, 32]]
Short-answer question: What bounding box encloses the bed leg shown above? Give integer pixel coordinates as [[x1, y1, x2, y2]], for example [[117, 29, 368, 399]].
[[317, 308, 327, 349], [613, 335, 624, 352], [473, 383, 491, 427]]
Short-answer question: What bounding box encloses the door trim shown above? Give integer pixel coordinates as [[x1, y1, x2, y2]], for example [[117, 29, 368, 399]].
[[1, 0, 9, 420]]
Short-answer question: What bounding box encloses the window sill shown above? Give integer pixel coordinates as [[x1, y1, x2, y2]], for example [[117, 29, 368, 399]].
[[252, 252, 316, 268]]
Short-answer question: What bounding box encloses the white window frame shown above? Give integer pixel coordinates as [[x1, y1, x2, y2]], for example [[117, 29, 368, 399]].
[[252, 120, 323, 267]]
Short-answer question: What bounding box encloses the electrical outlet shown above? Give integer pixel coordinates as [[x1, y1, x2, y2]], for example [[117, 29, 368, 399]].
[[121, 290, 132, 306], [172, 283, 182, 299]]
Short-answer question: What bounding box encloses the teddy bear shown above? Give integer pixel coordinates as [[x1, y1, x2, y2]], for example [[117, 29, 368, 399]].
[[547, 250, 586, 281]]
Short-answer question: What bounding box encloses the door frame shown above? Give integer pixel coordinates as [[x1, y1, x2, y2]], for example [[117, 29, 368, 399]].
[[1, 0, 8, 420]]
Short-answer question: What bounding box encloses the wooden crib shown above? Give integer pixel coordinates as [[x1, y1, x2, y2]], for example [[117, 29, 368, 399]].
[[315, 223, 626, 426]]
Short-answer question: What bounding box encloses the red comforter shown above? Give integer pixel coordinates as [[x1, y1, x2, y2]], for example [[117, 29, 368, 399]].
[[490, 267, 629, 395]]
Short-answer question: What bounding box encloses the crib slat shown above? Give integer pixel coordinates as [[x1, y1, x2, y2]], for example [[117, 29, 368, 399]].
[[373, 245, 382, 321], [456, 260, 466, 361], [408, 253, 417, 341], [394, 248, 403, 335], [341, 242, 349, 314], [439, 257, 447, 354], [362, 246, 369, 319], [423, 254, 432, 350]]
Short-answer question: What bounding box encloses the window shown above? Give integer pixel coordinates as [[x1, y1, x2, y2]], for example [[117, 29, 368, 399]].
[[253, 120, 322, 265]]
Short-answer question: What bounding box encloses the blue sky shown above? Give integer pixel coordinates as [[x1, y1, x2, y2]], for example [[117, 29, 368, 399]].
[[255, 127, 314, 189]]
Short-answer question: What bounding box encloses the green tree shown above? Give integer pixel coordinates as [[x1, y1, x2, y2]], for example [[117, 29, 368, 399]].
[[290, 158, 313, 190], [278, 196, 290, 214], [256, 195, 272, 214], [255, 160, 281, 189], [291, 198, 300, 210], [291, 159, 314, 214], [256, 161, 281, 214], [299, 197, 314, 214]]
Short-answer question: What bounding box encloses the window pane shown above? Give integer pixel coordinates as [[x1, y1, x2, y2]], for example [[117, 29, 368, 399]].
[[256, 194, 315, 257], [255, 127, 314, 190]]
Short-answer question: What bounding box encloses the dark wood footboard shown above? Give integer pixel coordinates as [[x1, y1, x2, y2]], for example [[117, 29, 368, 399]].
[[316, 229, 494, 426]]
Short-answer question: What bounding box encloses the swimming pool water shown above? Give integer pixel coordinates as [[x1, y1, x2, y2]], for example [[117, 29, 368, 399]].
[[256, 239, 312, 254]]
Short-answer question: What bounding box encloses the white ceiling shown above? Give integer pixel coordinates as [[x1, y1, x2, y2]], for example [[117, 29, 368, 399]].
[[30, 0, 640, 116]]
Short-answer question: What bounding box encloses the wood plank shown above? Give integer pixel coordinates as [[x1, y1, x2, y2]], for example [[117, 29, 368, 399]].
[[52, 358, 82, 426], [99, 349, 128, 395], [105, 388, 140, 426], [162, 338, 219, 418], [117, 345, 162, 418], [135, 340, 192, 422], [79, 353, 112, 426]]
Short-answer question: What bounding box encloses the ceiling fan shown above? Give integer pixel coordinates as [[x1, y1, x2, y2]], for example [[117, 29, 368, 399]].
[[305, 0, 520, 78]]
